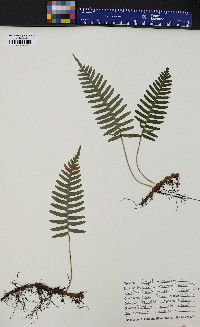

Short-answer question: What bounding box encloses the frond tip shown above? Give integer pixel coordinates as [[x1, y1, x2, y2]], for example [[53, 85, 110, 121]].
[[135, 67, 172, 141], [73, 55, 138, 142], [49, 146, 86, 238]]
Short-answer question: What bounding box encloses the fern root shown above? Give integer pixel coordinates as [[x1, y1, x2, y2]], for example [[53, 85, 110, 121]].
[[124, 173, 200, 208], [1, 281, 85, 320], [140, 173, 180, 206]]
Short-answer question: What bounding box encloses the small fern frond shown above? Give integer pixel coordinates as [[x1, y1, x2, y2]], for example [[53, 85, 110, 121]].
[[135, 68, 172, 141], [49, 146, 86, 238], [73, 55, 138, 142]]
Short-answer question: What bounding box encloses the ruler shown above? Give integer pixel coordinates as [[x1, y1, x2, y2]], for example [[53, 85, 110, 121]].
[[0, 0, 198, 28], [77, 8, 192, 27]]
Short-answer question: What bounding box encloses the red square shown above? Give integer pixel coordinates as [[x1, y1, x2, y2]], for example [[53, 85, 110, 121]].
[[70, 14, 75, 19], [47, 19, 52, 23]]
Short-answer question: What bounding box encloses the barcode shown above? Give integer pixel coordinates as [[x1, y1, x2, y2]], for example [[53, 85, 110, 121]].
[[7, 34, 37, 47], [9, 39, 32, 45]]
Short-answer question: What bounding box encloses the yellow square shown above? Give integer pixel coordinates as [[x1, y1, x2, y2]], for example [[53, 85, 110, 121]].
[[47, 14, 52, 19], [61, 19, 66, 23]]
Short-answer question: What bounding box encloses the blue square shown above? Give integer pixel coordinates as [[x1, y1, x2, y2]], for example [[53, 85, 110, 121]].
[[56, 18, 61, 23], [70, 10, 75, 14]]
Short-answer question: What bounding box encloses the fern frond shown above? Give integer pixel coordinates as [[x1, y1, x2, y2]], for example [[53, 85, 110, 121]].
[[135, 68, 172, 141], [73, 55, 139, 142], [49, 146, 86, 238]]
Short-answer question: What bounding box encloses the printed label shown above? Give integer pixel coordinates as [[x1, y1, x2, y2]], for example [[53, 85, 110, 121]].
[[7, 35, 37, 47], [124, 279, 197, 322]]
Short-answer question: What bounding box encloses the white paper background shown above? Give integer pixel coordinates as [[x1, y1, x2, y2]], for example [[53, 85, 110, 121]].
[[0, 26, 200, 327]]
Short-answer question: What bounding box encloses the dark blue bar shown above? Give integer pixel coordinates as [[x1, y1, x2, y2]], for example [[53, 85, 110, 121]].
[[77, 8, 192, 27]]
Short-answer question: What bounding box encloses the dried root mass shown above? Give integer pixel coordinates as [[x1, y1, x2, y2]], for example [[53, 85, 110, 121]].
[[1, 281, 85, 320], [141, 173, 180, 206], [124, 173, 200, 209]]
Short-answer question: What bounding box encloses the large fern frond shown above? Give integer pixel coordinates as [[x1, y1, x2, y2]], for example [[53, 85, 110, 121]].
[[49, 146, 86, 238], [135, 68, 172, 141], [73, 55, 138, 142]]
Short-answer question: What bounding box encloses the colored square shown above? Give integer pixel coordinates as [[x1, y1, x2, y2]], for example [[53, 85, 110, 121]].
[[47, 1, 75, 23]]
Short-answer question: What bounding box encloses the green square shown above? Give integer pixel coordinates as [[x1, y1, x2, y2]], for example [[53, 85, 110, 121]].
[[66, 19, 70, 23], [52, 19, 56, 23], [61, 1, 65, 5]]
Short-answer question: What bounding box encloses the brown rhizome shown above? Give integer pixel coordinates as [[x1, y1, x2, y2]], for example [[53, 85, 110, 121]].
[[1, 280, 85, 320]]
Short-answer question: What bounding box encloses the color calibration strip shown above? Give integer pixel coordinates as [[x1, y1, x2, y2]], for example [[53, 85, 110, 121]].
[[47, 1, 75, 24], [77, 9, 192, 27]]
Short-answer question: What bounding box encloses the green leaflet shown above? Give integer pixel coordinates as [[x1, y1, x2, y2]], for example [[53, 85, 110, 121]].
[[52, 232, 68, 238], [73, 55, 136, 142], [49, 146, 86, 238], [135, 68, 172, 141]]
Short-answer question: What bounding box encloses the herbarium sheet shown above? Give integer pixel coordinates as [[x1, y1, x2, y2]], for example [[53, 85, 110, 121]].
[[0, 27, 200, 327]]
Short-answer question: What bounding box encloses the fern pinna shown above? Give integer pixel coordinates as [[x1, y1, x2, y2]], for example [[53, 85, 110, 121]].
[[135, 68, 172, 185], [49, 146, 85, 291]]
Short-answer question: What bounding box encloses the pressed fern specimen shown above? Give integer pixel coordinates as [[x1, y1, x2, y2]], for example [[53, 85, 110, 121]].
[[73, 54, 150, 188], [73, 64, 135, 143], [135, 68, 172, 185], [1, 147, 86, 320], [73, 55, 193, 206], [50, 145, 85, 291]]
